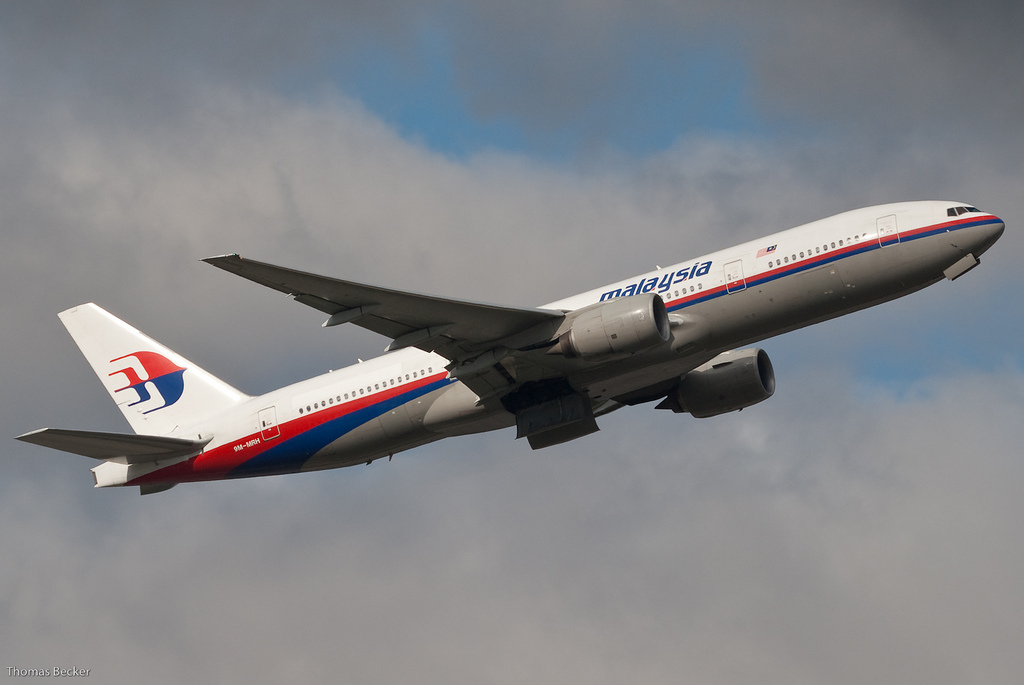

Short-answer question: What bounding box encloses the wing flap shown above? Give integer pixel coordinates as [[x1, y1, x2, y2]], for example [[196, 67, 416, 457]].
[[17, 428, 210, 464]]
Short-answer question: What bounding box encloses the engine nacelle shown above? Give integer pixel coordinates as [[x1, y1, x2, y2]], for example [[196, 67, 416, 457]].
[[551, 293, 670, 359], [667, 348, 775, 418]]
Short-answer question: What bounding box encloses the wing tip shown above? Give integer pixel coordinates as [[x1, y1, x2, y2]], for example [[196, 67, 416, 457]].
[[15, 427, 50, 443], [202, 253, 241, 266]]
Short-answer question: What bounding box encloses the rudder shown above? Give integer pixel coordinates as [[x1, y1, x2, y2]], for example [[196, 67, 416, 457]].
[[59, 303, 250, 436]]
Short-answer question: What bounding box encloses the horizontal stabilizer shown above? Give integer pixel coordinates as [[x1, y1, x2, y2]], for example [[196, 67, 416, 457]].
[[16, 428, 210, 464]]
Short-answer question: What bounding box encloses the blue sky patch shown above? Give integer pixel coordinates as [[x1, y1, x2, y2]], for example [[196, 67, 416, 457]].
[[311, 26, 769, 160]]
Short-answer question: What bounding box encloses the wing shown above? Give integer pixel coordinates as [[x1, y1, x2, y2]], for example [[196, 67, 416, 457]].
[[203, 255, 564, 360], [17, 428, 211, 464], [203, 254, 569, 398]]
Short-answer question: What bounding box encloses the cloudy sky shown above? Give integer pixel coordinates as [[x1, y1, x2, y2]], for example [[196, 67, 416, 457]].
[[3, 2, 1023, 683]]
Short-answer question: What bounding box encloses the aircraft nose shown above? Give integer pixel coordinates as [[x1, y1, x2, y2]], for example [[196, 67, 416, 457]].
[[956, 213, 1006, 258], [975, 215, 1006, 255]]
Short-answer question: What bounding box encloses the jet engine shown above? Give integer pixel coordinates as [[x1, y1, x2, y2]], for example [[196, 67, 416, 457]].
[[660, 348, 775, 418], [550, 293, 670, 359]]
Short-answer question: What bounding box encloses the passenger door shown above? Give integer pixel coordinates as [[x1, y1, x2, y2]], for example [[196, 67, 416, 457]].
[[877, 214, 900, 247], [258, 406, 280, 440], [725, 259, 746, 293]]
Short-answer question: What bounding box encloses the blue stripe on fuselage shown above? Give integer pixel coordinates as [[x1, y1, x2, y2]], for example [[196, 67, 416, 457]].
[[664, 216, 1000, 314], [228, 378, 451, 478]]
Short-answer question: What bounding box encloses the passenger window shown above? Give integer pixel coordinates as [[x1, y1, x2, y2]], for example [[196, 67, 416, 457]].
[[359, 389, 364, 396], [799, 252, 804, 258], [815, 247, 820, 254], [831, 242, 836, 248], [299, 408, 304, 415], [375, 384, 379, 390], [784, 256, 789, 263], [306, 405, 311, 412], [839, 240, 844, 246]]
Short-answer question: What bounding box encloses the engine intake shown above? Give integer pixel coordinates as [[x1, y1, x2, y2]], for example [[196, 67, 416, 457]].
[[661, 348, 775, 418], [551, 293, 670, 359]]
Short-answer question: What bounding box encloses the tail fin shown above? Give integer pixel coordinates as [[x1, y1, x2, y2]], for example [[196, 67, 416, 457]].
[[58, 303, 250, 435]]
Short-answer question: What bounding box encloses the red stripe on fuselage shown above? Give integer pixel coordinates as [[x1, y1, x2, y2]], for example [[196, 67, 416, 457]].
[[663, 216, 991, 311], [128, 371, 450, 485]]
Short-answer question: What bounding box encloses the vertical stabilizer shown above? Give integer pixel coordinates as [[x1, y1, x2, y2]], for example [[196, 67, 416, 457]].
[[58, 303, 250, 435]]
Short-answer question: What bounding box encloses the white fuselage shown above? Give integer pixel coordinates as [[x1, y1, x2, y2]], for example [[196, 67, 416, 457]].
[[96, 201, 1004, 488]]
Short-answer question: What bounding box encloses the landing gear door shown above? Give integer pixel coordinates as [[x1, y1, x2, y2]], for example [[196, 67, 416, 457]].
[[258, 406, 280, 440], [725, 259, 746, 293], [877, 214, 900, 247]]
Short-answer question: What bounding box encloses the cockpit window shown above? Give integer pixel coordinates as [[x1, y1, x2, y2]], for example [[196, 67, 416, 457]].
[[948, 206, 982, 216]]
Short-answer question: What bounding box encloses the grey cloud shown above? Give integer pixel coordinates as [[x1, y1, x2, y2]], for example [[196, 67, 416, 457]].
[[744, 0, 1024, 139], [4, 1, 1023, 151], [0, 1, 421, 86], [5, 365, 1024, 684]]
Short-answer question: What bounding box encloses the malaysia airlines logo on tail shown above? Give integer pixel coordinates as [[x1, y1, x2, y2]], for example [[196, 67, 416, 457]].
[[108, 351, 186, 414]]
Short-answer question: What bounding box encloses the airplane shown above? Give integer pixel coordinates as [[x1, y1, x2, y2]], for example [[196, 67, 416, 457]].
[[17, 201, 1004, 494]]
